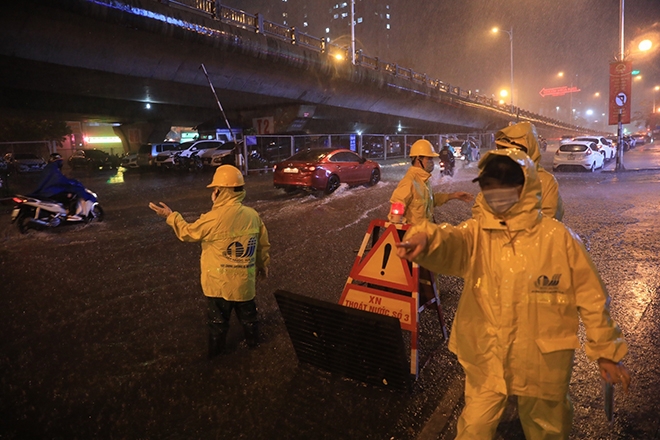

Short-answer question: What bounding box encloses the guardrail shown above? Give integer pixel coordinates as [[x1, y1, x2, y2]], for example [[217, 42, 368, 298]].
[[159, 0, 583, 133]]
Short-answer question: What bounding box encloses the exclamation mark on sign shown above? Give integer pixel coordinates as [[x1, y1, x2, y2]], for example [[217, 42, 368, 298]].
[[381, 243, 392, 276]]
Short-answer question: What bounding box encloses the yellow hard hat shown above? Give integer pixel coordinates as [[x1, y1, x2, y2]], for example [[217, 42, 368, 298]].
[[207, 165, 245, 188], [409, 139, 439, 157]]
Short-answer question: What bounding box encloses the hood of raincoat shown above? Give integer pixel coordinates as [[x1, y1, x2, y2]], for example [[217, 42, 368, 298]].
[[474, 149, 542, 231], [495, 121, 542, 165], [213, 186, 246, 207]]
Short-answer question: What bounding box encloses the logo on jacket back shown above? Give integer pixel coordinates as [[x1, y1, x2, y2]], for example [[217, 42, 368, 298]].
[[225, 237, 257, 261], [534, 274, 561, 288]]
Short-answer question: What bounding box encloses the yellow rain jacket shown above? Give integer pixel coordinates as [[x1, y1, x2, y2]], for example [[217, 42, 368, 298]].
[[406, 149, 627, 401], [166, 188, 270, 302], [389, 166, 451, 225], [473, 122, 564, 220]]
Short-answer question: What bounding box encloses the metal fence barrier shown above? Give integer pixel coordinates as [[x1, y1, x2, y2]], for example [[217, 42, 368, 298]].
[[243, 132, 494, 173]]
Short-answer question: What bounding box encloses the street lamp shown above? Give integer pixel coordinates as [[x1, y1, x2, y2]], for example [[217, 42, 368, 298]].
[[492, 27, 514, 112]]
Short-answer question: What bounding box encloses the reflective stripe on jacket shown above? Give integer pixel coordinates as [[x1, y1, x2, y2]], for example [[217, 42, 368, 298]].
[[406, 149, 627, 401], [389, 166, 450, 225], [166, 188, 270, 301]]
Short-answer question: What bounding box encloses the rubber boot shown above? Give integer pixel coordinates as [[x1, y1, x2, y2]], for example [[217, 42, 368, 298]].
[[208, 331, 226, 359], [243, 322, 259, 348]]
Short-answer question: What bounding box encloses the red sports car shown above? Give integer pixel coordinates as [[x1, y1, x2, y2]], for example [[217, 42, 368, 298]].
[[273, 148, 381, 194]]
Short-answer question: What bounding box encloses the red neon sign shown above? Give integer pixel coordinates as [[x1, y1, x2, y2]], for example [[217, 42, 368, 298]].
[[539, 86, 581, 97]]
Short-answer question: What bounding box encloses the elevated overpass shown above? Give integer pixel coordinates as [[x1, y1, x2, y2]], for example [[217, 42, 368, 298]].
[[0, 0, 584, 147]]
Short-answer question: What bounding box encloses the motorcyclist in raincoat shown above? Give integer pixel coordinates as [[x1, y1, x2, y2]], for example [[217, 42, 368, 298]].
[[397, 149, 630, 439], [149, 165, 270, 358], [388, 139, 472, 225], [472, 121, 564, 221], [31, 153, 95, 217]]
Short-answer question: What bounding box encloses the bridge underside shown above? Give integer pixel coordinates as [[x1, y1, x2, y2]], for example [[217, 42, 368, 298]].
[[0, 0, 573, 139]]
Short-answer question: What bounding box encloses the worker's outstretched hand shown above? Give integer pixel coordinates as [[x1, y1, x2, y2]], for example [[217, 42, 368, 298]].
[[451, 191, 474, 203], [598, 358, 631, 394], [396, 232, 428, 261], [149, 202, 172, 218]]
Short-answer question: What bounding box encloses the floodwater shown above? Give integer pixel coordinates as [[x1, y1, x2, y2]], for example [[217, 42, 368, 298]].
[[1, 147, 659, 439]]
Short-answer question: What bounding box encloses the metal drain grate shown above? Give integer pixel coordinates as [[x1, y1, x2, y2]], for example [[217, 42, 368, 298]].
[[274, 289, 411, 391]]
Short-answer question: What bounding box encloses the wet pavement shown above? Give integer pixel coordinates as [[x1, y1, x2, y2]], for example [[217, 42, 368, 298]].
[[1, 142, 660, 439]]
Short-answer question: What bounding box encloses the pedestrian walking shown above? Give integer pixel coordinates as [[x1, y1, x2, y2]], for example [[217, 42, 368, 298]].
[[397, 149, 630, 439], [473, 121, 563, 220], [149, 165, 270, 358]]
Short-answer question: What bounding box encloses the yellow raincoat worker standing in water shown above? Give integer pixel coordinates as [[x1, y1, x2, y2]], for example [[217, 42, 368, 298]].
[[149, 165, 270, 358], [397, 149, 630, 439]]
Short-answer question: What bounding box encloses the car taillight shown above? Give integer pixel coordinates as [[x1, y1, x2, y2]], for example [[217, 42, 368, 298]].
[[585, 150, 592, 155], [12, 196, 26, 204]]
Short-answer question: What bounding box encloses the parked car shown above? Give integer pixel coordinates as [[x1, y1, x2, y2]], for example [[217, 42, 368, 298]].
[[198, 144, 235, 167], [552, 141, 604, 172], [572, 136, 615, 160], [273, 148, 380, 194], [120, 153, 139, 169], [4, 152, 47, 173], [69, 149, 121, 170], [155, 140, 226, 171], [136, 142, 179, 168], [560, 135, 574, 144]]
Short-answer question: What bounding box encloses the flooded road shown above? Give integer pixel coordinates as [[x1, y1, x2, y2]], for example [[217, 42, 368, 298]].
[[1, 147, 659, 439]]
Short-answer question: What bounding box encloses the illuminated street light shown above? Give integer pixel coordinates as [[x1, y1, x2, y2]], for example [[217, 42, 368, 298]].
[[492, 26, 514, 112], [499, 89, 509, 99], [639, 39, 652, 52]]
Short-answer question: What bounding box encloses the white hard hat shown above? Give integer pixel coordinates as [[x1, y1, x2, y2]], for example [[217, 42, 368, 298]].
[[410, 139, 439, 157], [207, 165, 245, 188]]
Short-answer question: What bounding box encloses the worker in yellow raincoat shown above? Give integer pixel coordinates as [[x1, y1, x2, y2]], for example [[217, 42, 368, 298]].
[[149, 165, 270, 358], [389, 139, 473, 225], [472, 121, 564, 220], [397, 149, 630, 439]]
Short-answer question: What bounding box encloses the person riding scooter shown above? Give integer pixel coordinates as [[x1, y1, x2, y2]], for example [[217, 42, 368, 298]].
[[439, 143, 456, 175], [31, 153, 94, 217]]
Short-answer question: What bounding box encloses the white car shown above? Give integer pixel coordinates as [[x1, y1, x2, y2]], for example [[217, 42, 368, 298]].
[[553, 141, 604, 172], [572, 136, 615, 160], [198, 145, 234, 167], [155, 139, 227, 171], [120, 153, 138, 169]]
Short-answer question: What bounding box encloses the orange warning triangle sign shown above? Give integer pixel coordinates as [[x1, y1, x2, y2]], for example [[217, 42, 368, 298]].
[[350, 224, 415, 291]]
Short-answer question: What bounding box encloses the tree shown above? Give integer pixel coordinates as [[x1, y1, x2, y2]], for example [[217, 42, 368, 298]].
[[0, 118, 72, 142]]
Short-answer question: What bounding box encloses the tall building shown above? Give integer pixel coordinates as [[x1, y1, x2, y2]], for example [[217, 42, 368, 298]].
[[220, 1, 397, 63]]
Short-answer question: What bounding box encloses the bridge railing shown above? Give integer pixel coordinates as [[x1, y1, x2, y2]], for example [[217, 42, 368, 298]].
[[153, 0, 585, 133]]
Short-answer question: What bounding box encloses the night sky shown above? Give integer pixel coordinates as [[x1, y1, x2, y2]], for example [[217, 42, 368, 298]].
[[224, 0, 660, 131]]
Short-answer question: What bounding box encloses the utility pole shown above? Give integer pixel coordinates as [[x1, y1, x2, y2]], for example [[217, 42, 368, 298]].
[[616, 0, 625, 171]]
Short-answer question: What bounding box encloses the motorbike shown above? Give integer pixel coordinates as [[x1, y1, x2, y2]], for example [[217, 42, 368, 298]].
[[438, 157, 454, 177], [10, 188, 104, 234]]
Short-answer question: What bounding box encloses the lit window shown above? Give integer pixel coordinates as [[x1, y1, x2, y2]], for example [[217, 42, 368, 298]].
[[386, 14, 390, 19], [303, 22, 308, 27], [386, 24, 390, 29], [342, 2, 347, 7], [334, 14, 338, 19], [342, 12, 347, 18], [326, 27, 330, 33], [357, 17, 363, 23]]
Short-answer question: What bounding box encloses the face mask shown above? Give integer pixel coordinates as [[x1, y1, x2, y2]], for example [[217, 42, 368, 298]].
[[482, 186, 521, 214], [423, 158, 435, 173]]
